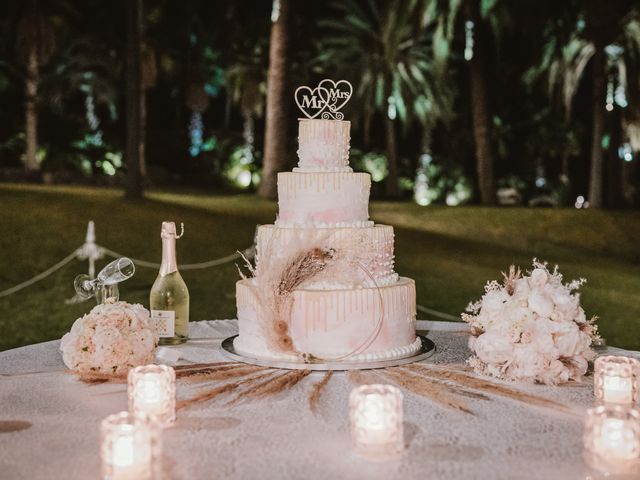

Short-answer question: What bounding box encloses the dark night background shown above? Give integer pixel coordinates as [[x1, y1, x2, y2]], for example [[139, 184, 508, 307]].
[[0, 0, 638, 206]]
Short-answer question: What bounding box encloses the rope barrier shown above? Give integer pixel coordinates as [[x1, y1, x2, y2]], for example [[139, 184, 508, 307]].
[[100, 246, 255, 270], [0, 246, 251, 299], [0, 221, 461, 322], [0, 250, 79, 298]]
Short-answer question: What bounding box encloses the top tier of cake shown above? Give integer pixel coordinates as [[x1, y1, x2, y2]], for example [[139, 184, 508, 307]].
[[295, 119, 351, 172], [276, 118, 372, 228]]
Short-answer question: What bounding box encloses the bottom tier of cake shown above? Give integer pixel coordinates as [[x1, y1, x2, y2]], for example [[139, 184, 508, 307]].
[[234, 277, 420, 362]]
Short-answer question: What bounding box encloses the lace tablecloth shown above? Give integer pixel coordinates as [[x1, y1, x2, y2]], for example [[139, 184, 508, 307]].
[[1, 320, 638, 480]]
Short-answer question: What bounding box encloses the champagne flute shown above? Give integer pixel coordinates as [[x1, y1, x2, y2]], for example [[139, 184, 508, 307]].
[[74, 258, 135, 300]]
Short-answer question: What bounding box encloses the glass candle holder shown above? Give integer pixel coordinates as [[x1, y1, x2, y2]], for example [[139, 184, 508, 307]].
[[594, 356, 639, 407], [101, 411, 159, 480], [584, 406, 640, 476], [350, 384, 404, 460], [128, 364, 176, 427]]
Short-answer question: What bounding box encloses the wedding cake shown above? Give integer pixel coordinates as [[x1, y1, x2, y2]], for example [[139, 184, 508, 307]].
[[234, 80, 420, 363]]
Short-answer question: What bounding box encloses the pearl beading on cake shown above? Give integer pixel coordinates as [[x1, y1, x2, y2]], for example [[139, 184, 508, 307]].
[[297, 119, 351, 172], [234, 335, 422, 363], [275, 220, 374, 228], [255, 225, 397, 287]]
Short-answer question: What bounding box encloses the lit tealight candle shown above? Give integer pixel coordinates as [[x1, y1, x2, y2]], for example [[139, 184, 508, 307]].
[[594, 356, 639, 406], [584, 406, 640, 476], [350, 384, 404, 459], [128, 365, 176, 427], [101, 411, 158, 480]]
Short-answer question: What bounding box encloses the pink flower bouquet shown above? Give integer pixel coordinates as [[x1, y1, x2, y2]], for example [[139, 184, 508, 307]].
[[463, 260, 600, 385], [60, 301, 158, 377]]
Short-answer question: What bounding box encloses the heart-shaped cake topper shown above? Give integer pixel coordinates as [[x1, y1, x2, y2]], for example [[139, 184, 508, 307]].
[[294, 86, 330, 119], [294, 79, 353, 120], [318, 79, 352, 119]]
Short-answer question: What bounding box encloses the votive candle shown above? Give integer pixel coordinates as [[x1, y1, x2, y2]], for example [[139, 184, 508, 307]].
[[350, 384, 404, 459], [101, 411, 158, 480], [584, 406, 640, 476], [128, 364, 176, 427], [594, 356, 639, 406]]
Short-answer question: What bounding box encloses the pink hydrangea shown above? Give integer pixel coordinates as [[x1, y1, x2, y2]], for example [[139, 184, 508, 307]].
[[60, 301, 158, 377], [463, 260, 600, 385]]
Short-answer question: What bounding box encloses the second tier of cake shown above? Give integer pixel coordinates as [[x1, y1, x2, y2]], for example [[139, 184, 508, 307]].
[[276, 171, 372, 227]]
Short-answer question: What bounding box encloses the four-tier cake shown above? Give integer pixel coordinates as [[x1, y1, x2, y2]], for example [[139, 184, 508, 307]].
[[234, 114, 420, 363]]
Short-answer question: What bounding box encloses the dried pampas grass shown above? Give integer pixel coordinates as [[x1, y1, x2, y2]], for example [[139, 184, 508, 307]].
[[277, 248, 334, 296], [347, 369, 379, 386], [234, 369, 312, 403], [75, 371, 127, 385], [382, 368, 475, 415], [308, 371, 333, 413], [179, 365, 266, 384], [404, 363, 577, 417], [177, 370, 276, 410]]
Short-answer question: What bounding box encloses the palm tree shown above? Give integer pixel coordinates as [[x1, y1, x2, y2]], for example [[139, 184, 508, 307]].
[[528, 0, 640, 208], [319, 0, 452, 198], [430, 0, 512, 205], [125, 0, 144, 199], [15, 0, 57, 172], [225, 21, 268, 175], [258, 0, 291, 200], [465, 1, 497, 205], [42, 36, 118, 126], [226, 52, 267, 172]]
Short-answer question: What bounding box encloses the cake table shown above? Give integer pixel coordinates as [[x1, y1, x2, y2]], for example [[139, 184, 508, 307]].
[[2, 319, 637, 480]]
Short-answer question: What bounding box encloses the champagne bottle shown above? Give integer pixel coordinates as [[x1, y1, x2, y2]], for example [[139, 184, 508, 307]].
[[150, 222, 189, 344]]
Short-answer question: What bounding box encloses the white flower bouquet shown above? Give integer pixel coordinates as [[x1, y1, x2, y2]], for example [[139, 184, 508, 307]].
[[463, 260, 600, 385], [60, 301, 158, 377]]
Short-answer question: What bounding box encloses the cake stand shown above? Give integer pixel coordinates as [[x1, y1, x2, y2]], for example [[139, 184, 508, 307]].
[[221, 332, 436, 371]]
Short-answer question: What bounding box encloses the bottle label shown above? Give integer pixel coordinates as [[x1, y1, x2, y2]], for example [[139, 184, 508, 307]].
[[151, 310, 175, 338]]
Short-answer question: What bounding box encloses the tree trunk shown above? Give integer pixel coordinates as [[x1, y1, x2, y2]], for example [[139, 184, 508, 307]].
[[385, 115, 400, 198], [468, 17, 496, 205], [588, 45, 606, 208], [140, 77, 147, 178], [258, 0, 290, 200], [24, 45, 39, 172], [125, 0, 144, 199]]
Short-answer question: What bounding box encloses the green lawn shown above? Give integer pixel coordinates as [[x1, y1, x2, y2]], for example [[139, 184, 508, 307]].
[[1, 183, 639, 351]]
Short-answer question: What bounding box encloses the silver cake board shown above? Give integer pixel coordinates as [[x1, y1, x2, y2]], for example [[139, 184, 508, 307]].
[[221, 333, 436, 371]]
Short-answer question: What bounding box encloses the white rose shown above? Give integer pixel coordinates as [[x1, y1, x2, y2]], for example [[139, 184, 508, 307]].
[[528, 289, 554, 318], [554, 322, 581, 357], [508, 344, 547, 381], [565, 355, 588, 379], [473, 330, 515, 365], [482, 290, 509, 313], [546, 284, 569, 306], [538, 359, 570, 384], [502, 302, 532, 332], [512, 278, 531, 300], [530, 329, 557, 357], [530, 268, 548, 288]]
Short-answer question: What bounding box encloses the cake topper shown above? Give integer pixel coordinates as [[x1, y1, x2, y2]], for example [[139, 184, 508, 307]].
[[295, 79, 353, 120]]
